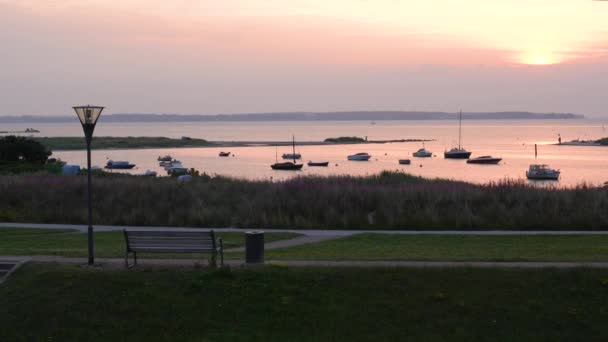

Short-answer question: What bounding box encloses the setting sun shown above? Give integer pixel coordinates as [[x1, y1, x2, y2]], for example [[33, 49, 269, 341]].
[[518, 52, 564, 65]]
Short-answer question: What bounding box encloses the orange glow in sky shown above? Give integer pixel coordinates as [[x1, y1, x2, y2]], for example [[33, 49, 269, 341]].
[[1, 0, 608, 116], [5, 0, 608, 66]]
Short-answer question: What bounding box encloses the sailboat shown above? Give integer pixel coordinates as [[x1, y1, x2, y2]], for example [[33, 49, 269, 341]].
[[444, 110, 472, 159], [271, 135, 304, 170]]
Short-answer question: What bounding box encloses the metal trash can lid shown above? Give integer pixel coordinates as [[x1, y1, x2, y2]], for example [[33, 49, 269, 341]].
[[245, 231, 264, 235]]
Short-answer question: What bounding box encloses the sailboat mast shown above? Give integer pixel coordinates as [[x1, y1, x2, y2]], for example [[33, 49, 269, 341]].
[[458, 110, 462, 149], [292, 135, 296, 163]]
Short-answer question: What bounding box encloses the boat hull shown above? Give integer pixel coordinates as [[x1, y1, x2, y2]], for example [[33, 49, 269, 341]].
[[282, 154, 301, 160], [218, 152, 231, 157], [347, 155, 371, 161], [307, 161, 329, 167], [526, 173, 560, 180], [467, 158, 502, 164], [271, 162, 303, 170], [444, 151, 472, 159], [398, 159, 411, 165], [413, 153, 432, 158], [105, 164, 135, 169]]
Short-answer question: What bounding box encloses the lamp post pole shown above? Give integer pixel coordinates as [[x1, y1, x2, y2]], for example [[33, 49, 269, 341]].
[[73, 106, 104, 266], [85, 126, 94, 265]]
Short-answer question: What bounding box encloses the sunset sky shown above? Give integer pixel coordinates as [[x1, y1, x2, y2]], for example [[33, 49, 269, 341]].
[[1, 0, 607, 116]]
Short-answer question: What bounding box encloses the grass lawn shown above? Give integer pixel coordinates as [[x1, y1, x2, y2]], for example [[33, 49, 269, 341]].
[[262, 233, 608, 261], [1, 264, 608, 341], [0, 228, 300, 258]]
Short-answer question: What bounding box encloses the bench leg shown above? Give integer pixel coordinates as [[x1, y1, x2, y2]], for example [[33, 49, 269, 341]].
[[210, 254, 217, 268], [125, 251, 138, 269]]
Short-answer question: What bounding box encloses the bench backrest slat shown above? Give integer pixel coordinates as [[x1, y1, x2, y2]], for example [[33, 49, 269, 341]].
[[124, 230, 217, 253]]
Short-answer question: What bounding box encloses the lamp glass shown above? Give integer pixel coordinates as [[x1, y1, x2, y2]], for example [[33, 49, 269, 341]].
[[73, 106, 104, 125]]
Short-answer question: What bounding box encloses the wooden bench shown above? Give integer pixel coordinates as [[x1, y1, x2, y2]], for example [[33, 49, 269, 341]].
[[123, 230, 224, 268]]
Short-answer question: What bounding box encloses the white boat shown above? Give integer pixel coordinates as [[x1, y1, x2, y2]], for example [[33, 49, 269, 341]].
[[413, 148, 432, 158], [526, 164, 560, 180], [167, 166, 188, 176], [347, 152, 371, 161], [163, 161, 182, 170]]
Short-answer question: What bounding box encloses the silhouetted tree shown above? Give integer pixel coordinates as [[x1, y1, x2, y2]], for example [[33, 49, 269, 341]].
[[0, 136, 51, 164]]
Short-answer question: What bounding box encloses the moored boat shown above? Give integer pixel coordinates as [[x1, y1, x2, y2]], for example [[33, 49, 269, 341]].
[[526, 164, 560, 180], [141, 170, 157, 177], [272, 135, 303, 170], [398, 159, 411, 165], [467, 156, 502, 164], [219, 151, 231, 157], [307, 161, 329, 167], [105, 160, 135, 169], [444, 110, 472, 159], [444, 148, 472, 159], [413, 148, 432, 158], [271, 162, 304, 170], [347, 152, 371, 161], [157, 155, 173, 162], [282, 153, 301, 160]]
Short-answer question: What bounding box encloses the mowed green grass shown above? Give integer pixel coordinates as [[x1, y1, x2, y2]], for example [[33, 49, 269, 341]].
[[263, 233, 608, 261], [1, 264, 608, 341], [0, 228, 300, 258]]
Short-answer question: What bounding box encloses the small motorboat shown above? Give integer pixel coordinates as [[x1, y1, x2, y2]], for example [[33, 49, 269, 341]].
[[526, 164, 560, 180], [163, 161, 183, 170], [347, 152, 371, 161], [219, 151, 231, 157], [398, 159, 411, 165], [282, 153, 302, 160], [307, 161, 329, 167], [105, 160, 135, 169], [413, 148, 432, 158], [271, 162, 303, 170], [467, 156, 502, 164], [157, 155, 173, 162]]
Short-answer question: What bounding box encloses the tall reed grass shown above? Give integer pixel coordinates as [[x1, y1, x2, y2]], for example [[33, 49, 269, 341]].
[[1, 172, 606, 229]]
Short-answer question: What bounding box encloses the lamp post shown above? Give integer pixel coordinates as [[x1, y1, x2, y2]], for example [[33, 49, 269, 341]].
[[73, 105, 104, 265]]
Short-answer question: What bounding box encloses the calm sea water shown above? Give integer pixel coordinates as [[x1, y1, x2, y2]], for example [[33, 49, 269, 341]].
[[3, 120, 607, 187]]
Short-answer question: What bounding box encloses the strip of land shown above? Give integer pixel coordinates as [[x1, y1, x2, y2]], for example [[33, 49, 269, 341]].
[[34, 136, 433, 151]]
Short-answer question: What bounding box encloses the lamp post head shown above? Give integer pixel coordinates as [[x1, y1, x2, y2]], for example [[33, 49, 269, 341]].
[[73, 105, 104, 126], [73, 105, 104, 139]]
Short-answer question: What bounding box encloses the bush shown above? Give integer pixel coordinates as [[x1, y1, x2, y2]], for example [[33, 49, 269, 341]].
[[0, 136, 51, 164]]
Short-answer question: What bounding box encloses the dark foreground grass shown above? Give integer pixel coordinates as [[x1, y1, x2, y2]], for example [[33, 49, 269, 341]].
[[2, 264, 608, 341], [0, 228, 300, 258], [264, 234, 608, 261], [35, 136, 213, 150], [1, 172, 607, 229]]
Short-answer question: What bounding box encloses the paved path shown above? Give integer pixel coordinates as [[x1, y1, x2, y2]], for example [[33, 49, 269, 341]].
[[3, 222, 608, 236], [225, 235, 339, 253], [4, 255, 608, 269]]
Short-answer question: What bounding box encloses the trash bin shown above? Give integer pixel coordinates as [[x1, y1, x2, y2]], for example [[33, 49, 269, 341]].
[[245, 231, 264, 264]]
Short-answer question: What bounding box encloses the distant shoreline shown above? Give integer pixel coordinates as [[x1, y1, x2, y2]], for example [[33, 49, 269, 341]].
[[0, 111, 585, 123], [37, 136, 433, 151]]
